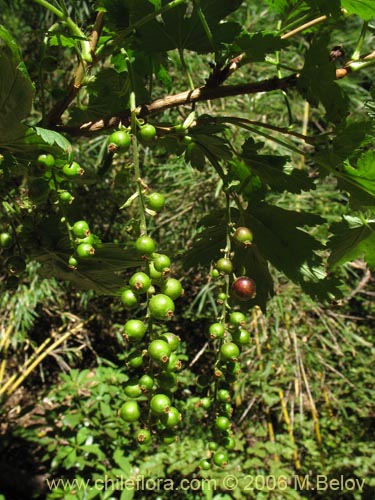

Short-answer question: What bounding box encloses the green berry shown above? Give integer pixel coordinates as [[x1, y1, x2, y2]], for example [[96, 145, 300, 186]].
[[108, 130, 131, 153], [231, 328, 250, 345], [76, 242, 95, 259], [213, 451, 228, 467], [59, 190, 74, 204], [233, 226, 253, 246], [209, 323, 225, 340], [127, 351, 144, 368], [148, 339, 171, 364], [217, 389, 231, 403], [136, 428, 151, 444], [37, 153, 55, 169], [149, 294, 175, 321], [139, 123, 157, 142], [62, 161, 83, 178], [124, 319, 147, 342], [150, 393, 171, 415], [160, 278, 183, 300], [159, 332, 180, 352], [68, 255, 78, 268], [0, 232, 13, 249], [160, 406, 181, 428], [119, 401, 141, 422], [72, 220, 90, 238], [229, 311, 246, 326], [135, 235, 156, 255], [200, 397, 211, 410], [146, 192, 165, 211], [152, 253, 171, 272], [216, 258, 233, 275], [199, 459, 211, 470], [124, 379, 142, 398], [215, 415, 231, 431], [121, 289, 139, 309], [139, 374, 154, 392], [129, 272, 151, 294], [220, 342, 240, 361]]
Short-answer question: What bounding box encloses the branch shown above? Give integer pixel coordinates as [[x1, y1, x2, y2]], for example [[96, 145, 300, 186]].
[[58, 74, 299, 136], [46, 11, 105, 126]]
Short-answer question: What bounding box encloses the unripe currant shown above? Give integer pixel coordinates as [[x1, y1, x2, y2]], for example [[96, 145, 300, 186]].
[[229, 311, 246, 326], [231, 328, 250, 345], [121, 289, 139, 309], [148, 339, 171, 364], [139, 374, 154, 392], [135, 235, 156, 255], [159, 332, 180, 352], [209, 323, 225, 340], [160, 406, 182, 428], [136, 428, 151, 444], [124, 319, 147, 342], [146, 192, 165, 211], [216, 258, 233, 275], [76, 243, 95, 259], [72, 220, 90, 238], [129, 272, 151, 294], [149, 294, 175, 321], [108, 130, 131, 153], [213, 450, 228, 467], [215, 415, 231, 431], [220, 342, 240, 361], [150, 393, 171, 415], [160, 278, 183, 299], [0, 232, 13, 249], [233, 226, 253, 246], [152, 253, 171, 272], [119, 401, 141, 422]]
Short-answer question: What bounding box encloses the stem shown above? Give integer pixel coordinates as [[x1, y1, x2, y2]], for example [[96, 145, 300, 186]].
[[281, 15, 327, 40], [125, 50, 147, 235], [33, 0, 92, 62], [352, 21, 368, 61], [194, 0, 216, 56], [178, 49, 195, 91]]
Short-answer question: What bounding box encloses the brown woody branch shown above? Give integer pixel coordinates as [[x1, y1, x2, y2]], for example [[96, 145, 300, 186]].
[[55, 47, 374, 137], [57, 74, 299, 136], [46, 11, 105, 126]]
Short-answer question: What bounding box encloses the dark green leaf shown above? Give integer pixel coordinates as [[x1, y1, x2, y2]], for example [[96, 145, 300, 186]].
[[305, 0, 341, 16], [341, 0, 375, 20], [244, 203, 324, 283], [233, 31, 289, 62], [241, 138, 314, 194], [297, 34, 349, 123], [33, 243, 142, 295], [0, 48, 34, 143], [328, 214, 375, 269]]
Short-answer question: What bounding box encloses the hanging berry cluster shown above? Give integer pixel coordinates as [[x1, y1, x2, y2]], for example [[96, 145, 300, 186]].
[[196, 194, 257, 470]]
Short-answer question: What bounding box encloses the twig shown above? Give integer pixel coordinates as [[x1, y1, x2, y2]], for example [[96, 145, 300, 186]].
[[46, 11, 105, 126]]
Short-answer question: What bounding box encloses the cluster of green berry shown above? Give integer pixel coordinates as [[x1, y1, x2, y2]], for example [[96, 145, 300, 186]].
[[196, 226, 255, 469], [67, 220, 102, 268], [107, 122, 157, 155], [118, 231, 184, 445], [30, 153, 84, 206]]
